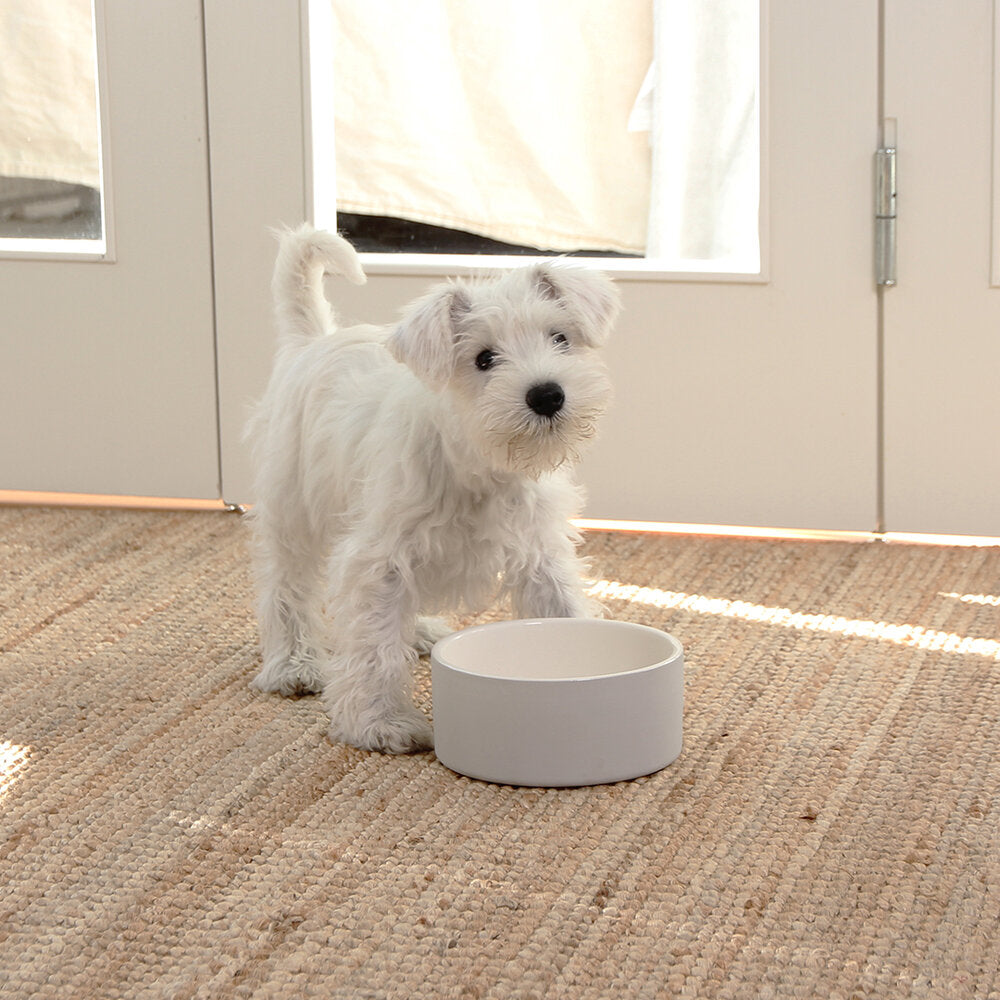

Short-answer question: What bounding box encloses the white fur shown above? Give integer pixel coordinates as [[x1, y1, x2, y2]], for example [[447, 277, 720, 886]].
[[247, 224, 619, 753]]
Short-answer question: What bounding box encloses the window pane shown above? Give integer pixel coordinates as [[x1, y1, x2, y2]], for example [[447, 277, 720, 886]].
[[316, 0, 759, 271], [0, 0, 104, 249]]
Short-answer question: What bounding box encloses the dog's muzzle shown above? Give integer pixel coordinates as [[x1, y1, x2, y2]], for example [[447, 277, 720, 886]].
[[526, 381, 565, 418]]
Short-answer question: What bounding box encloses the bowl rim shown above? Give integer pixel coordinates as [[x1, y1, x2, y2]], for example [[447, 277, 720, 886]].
[[431, 617, 682, 684]]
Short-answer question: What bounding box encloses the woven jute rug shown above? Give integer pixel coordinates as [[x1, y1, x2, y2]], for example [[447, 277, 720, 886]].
[[1, 506, 998, 999]]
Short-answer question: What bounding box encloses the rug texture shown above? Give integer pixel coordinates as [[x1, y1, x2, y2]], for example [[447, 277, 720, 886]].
[[1, 506, 998, 999]]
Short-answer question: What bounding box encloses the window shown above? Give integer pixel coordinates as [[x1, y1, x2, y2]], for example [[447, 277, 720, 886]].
[[0, 0, 107, 257], [314, 0, 761, 274]]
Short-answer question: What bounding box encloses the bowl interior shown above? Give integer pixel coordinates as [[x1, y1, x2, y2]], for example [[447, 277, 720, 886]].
[[434, 618, 678, 682]]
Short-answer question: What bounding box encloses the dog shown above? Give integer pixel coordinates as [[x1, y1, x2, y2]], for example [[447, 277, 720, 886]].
[[247, 224, 620, 753]]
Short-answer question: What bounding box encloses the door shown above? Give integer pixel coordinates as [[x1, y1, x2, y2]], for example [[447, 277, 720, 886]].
[[579, 0, 878, 530], [215, 1, 881, 532], [11, 5, 991, 536], [882, 0, 1000, 537], [0, 0, 219, 500]]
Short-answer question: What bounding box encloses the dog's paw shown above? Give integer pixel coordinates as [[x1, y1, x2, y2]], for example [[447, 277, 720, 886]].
[[251, 658, 325, 697], [413, 616, 454, 655], [329, 706, 434, 755]]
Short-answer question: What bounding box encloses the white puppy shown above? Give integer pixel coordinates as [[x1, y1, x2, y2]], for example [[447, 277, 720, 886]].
[[247, 225, 619, 753]]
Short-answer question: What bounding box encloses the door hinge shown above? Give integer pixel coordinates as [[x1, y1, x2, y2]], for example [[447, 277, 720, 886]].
[[875, 138, 897, 287]]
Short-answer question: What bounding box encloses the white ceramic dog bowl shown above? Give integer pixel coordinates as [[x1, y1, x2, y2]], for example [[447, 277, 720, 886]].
[[431, 618, 683, 787]]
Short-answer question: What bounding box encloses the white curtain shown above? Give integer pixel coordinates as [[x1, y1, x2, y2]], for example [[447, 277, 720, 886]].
[[0, 0, 100, 189], [639, 0, 760, 268], [329, 0, 759, 264], [329, 0, 654, 254]]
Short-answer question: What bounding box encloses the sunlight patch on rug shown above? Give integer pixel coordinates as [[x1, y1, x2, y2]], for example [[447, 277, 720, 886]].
[[0, 740, 32, 804], [589, 580, 1000, 659], [938, 591, 1000, 607]]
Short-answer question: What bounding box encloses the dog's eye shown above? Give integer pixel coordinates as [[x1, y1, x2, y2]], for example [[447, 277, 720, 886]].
[[551, 331, 569, 350], [475, 349, 497, 371]]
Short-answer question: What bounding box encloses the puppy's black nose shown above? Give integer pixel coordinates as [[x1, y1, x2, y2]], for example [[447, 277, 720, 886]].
[[526, 381, 565, 417]]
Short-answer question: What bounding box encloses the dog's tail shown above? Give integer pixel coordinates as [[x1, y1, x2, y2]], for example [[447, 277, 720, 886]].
[[272, 223, 367, 340]]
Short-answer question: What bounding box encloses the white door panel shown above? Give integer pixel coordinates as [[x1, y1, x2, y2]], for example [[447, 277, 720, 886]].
[[216, 2, 880, 531], [882, 0, 1000, 536], [583, 2, 878, 528], [0, 1, 219, 499]]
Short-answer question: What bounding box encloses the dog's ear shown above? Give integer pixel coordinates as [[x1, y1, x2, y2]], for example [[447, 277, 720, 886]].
[[533, 264, 621, 348], [387, 284, 471, 389]]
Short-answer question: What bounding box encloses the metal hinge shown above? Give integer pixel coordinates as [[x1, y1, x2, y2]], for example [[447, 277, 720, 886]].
[[875, 122, 897, 287]]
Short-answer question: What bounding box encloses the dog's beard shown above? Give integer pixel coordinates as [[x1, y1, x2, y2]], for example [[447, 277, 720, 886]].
[[480, 406, 604, 477]]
